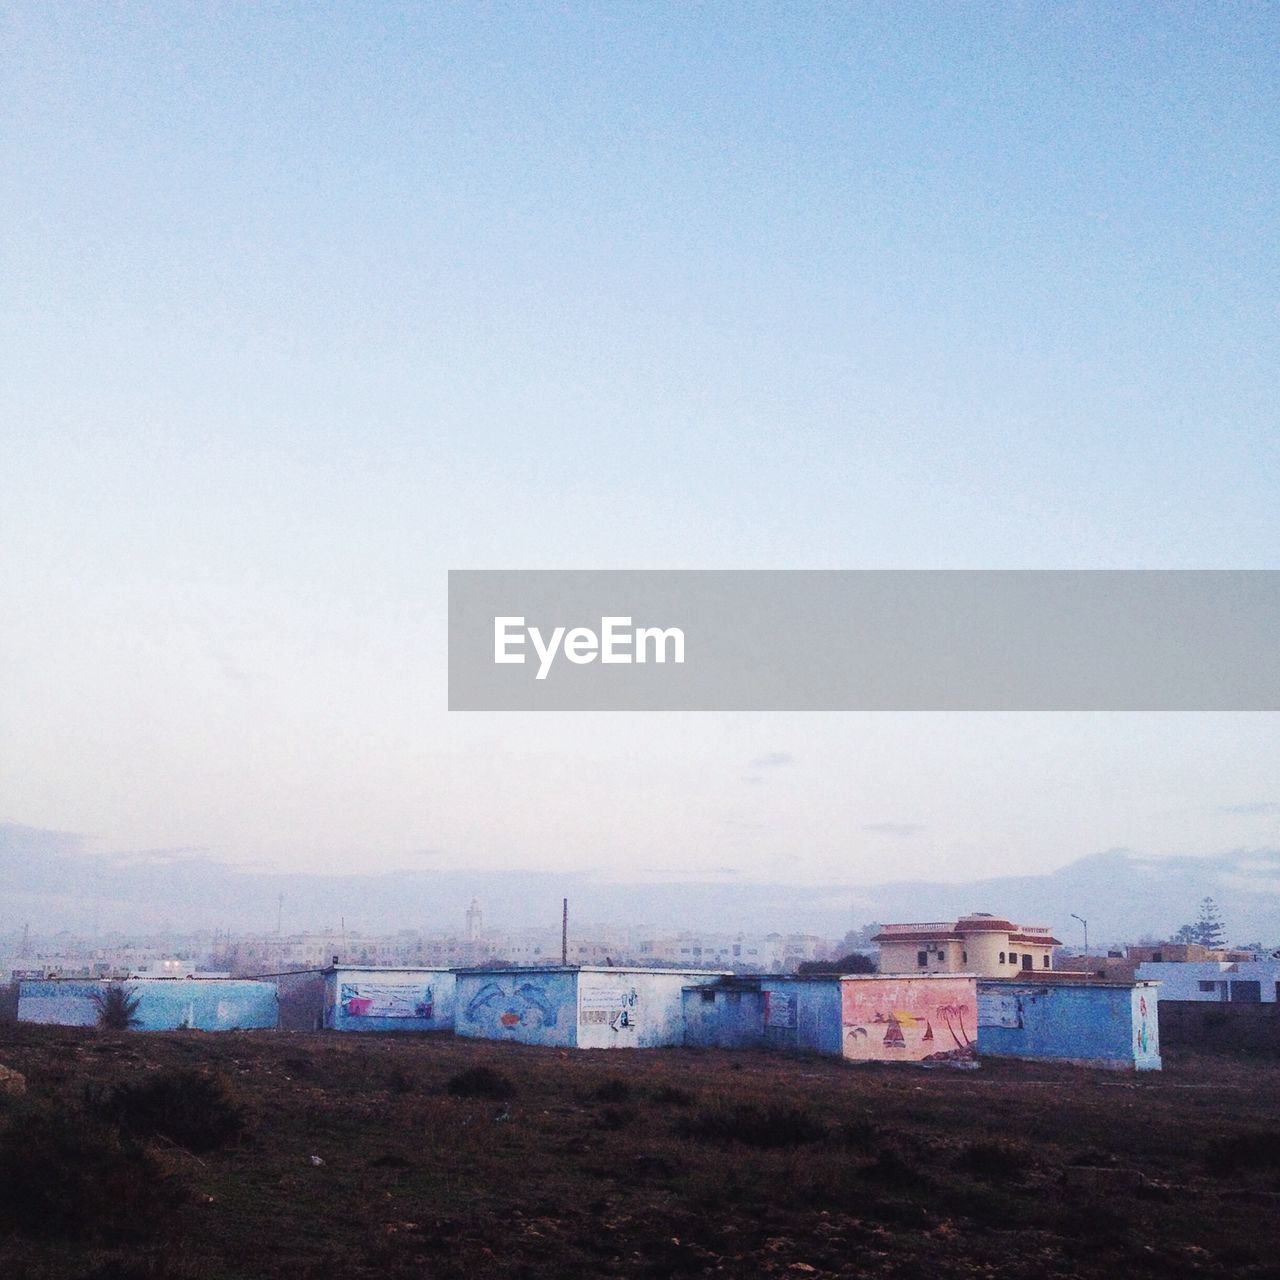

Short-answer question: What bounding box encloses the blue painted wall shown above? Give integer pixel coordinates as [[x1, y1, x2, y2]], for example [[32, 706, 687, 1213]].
[[682, 985, 765, 1048], [18, 979, 278, 1031], [455, 969, 579, 1047], [324, 968, 456, 1032], [761, 978, 844, 1056], [976, 981, 1162, 1070]]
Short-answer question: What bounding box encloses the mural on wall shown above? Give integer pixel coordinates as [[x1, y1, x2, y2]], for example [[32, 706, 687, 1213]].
[[842, 978, 977, 1064], [764, 991, 797, 1029], [464, 980, 561, 1032], [1136, 993, 1154, 1056], [339, 982, 433, 1020], [579, 984, 638, 1033]]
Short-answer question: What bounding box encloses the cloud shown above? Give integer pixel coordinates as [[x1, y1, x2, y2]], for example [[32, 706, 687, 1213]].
[[1219, 801, 1280, 816], [749, 751, 795, 769], [861, 823, 924, 837]]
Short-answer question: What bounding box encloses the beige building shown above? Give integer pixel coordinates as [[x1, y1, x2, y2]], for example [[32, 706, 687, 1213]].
[[874, 914, 1061, 977]]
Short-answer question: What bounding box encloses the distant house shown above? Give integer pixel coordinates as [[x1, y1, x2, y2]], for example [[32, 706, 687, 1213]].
[[874, 914, 1060, 977], [1135, 959, 1280, 1004]]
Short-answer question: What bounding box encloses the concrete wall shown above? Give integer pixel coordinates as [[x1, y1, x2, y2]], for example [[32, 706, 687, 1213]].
[[840, 975, 978, 1063], [457, 968, 725, 1049], [577, 970, 722, 1049], [682, 985, 765, 1049], [324, 968, 457, 1032], [455, 969, 580, 1047], [760, 977, 844, 1056], [976, 980, 1161, 1070], [1158, 999, 1280, 1053], [17, 979, 278, 1031]]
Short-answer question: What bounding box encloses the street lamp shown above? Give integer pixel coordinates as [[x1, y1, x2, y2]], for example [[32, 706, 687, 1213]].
[[1070, 913, 1089, 958]]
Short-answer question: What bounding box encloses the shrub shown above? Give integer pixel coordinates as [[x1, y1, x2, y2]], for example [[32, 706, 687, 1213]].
[[651, 1084, 696, 1107], [0, 1104, 184, 1241], [446, 1066, 516, 1100], [677, 1102, 826, 1149], [955, 1140, 1026, 1181], [1204, 1130, 1280, 1174], [92, 984, 142, 1031], [598, 1105, 638, 1131], [592, 1077, 632, 1103], [94, 1069, 246, 1154]]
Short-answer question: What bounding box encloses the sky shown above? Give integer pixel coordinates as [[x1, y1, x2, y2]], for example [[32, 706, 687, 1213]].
[[2, 4, 1277, 901]]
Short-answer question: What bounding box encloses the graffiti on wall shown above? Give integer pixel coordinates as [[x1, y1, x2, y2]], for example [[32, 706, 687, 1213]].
[[764, 991, 797, 1029], [339, 982, 433, 1020], [580, 984, 638, 1033], [464, 980, 561, 1031], [842, 978, 977, 1064], [977, 991, 1023, 1029], [1136, 993, 1153, 1056]]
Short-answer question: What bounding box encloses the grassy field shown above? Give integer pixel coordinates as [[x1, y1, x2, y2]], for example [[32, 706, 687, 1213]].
[[1, 1024, 1278, 1279]]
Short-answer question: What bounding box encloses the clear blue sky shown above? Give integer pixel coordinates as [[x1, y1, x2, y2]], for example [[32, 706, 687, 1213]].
[[2, 4, 1277, 888]]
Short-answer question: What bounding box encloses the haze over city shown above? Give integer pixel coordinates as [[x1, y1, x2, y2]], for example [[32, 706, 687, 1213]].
[[2, 6, 1277, 918]]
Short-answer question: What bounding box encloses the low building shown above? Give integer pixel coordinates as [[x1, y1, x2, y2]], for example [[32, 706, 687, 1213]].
[[841, 974, 979, 1064], [976, 978, 1161, 1071], [455, 965, 726, 1049], [323, 966, 457, 1032], [874, 914, 1060, 977], [681, 975, 844, 1055], [1135, 959, 1280, 1004], [17, 978, 278, 1031]]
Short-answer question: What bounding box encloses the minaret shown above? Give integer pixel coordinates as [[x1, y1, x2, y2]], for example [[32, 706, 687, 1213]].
[[465, 898, 482, 943]]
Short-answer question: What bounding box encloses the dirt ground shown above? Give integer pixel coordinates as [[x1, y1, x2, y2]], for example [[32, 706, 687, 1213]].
[[1, 1024, 1278, 1279]]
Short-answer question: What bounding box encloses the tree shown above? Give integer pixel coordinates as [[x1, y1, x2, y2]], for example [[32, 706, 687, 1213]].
[[91, 983, 141, 1031], [1193, 897, 1225, 949], [796, 952, 876, 976], [1173, 924, 1198, 945]]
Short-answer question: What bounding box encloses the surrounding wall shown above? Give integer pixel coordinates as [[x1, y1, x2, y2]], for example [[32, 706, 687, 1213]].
[[682, 985, 764, 1049], [760, 977, 844, 1056], [976, 980, 1161, 1070], [324, 968, 457, 1032], [840, 975, 978, 1063], [17, 979, 278, 1031], [455, 969, 580, 1047], [1158, 1000, 1280, 1053]]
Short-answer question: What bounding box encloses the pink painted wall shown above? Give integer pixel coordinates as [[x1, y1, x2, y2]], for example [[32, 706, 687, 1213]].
[[840, 975, 978, 1064]]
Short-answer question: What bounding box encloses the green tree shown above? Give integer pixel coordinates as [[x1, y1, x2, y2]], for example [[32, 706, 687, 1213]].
[[91, 983, 142, 1031], [1193, 897, 1225, 949]]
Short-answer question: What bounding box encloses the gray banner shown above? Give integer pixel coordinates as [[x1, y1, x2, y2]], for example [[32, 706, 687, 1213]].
[[448, 570, 1280, 711]]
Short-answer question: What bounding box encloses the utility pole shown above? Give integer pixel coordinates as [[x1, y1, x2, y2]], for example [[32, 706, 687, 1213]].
[[276, 893, 284, 935], [561, 898, 568, 966]]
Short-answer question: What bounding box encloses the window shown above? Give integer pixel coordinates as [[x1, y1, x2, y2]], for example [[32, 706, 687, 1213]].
[[700, 989, 716, 1004], [917, 950, 928, 967], [1009, 953, 1018, 965], [1042, 955, 1050, 968], [1198, 981, 1217, 992], [1151, 952, 1163, 963], [961, 951, 968, 964], [999, 952, 1005, 964]]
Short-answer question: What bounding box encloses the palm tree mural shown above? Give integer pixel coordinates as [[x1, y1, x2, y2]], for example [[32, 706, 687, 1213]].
[[936, 1003, 972, 1050]]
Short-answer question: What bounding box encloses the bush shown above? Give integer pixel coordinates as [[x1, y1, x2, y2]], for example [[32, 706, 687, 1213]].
[[92, 984, 142, 1031], [592, 1077, 632, 1103], [651, 1084, 696, 1107], [1204, 1130, 1280, 1174], [94, 1069, 247, 1154], [0, 1104, 184, 1241], [446, 1066, 516, 1100], [677, 1102, 826, 1149], [955, 1140, 1026, 1181]]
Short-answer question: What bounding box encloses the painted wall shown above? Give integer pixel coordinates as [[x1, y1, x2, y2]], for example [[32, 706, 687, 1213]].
[[324, 968, 457, 1032], [760, 978, 844, 1056], [840, 975, 978, 1063], [17, 979, 278, 1031], [976, 981, 1162, 1071], [455, 969, 579, 1047], [457, 968, 725, 1049], [682, 986, 765, 1049], [577, 970, 724, 1050]]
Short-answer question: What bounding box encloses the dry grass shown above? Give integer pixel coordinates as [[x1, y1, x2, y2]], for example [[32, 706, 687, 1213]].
[[0, 1024, 1278, 1278]]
